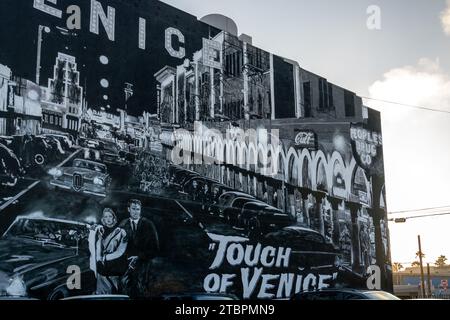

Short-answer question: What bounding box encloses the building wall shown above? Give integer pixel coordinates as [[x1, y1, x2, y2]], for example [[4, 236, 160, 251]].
[[0, 0, 392, 298], [0, 64, 11, 135], [300, 69, 363, 121]]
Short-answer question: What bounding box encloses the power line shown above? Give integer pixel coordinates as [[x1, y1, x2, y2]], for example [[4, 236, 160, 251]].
[[401, 212, 450, 220], [390, 212, 450, 223], [361, 96, 450, 115], [389, 205, 450, 215]]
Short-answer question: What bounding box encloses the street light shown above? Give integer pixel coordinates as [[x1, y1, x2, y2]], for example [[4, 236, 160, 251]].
[[36, 25, 51, 84], [389, 218, 407, 224], [389, 212, 450, 223]]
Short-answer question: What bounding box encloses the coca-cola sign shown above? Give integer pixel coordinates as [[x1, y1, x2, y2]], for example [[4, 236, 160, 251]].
[[294, 130, 317, 150]]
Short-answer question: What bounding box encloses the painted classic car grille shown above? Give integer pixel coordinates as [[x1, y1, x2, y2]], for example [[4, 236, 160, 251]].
[[73, 173, 83, 190]]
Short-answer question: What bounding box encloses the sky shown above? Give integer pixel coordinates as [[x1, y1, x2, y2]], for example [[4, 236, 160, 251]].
[[161, 0, 450, 266]]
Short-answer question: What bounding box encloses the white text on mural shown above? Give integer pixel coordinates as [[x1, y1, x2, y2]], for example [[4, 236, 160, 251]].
[[204, 234, 337, 299], [350, 127, 383, 166], [32, 0, 186, 58]]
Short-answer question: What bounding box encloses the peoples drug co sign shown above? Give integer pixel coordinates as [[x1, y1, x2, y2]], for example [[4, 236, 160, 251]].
[[350, 123, 383, 175]]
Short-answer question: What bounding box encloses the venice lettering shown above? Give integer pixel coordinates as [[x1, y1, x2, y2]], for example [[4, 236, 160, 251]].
[[204, 234, 337, 299], [32, 0, 186, 58]]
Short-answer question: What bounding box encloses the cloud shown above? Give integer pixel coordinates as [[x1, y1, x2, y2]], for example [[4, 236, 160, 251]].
[[366, 59, 450, 210], [368, 58, 450, 114], [442, 0, 450, 36], [367, 59, 450, 264]]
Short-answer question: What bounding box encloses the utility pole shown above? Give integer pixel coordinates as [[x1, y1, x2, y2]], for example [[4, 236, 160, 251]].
[[418, 235, 426, 298]]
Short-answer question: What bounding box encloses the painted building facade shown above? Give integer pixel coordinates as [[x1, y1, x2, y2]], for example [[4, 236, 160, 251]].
[[0, 0, 393, 299], [155, 29, 391, 286], [0, 63, 42, 136]]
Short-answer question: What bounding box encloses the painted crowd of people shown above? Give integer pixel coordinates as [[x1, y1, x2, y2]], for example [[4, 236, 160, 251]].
[[133, 153, 170, 194]]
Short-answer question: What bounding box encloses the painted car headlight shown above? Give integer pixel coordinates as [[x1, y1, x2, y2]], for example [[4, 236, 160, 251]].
[[48, 168, 63, 177], [6, 275, 27, 297], [94, 177, 105, 186]]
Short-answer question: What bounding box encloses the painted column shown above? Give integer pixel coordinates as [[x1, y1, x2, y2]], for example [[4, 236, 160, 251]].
[[299, 188, 311, 228], [328, 196, 342, 249], [243, 42, 250, 120], [370, 175, 391, 291], [294, 65, 302, 118], [219, 68, 224, 114], [312, 191, 326, 236], [347, 201, 362, 271], [63, 59, 69, 130], [183, 72, 187, 124], [210, 67, 215, 119], [174, 74, 178, 124], [194, 62, 200, 121], [269, 54, 275, 120]]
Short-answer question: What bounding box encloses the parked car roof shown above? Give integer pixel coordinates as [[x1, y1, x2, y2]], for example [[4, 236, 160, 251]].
[[292, 289, 400, 300], [158, 293, 238, 301], [73, 158, 106, 167], [284, 225, 324, 235], [61, 295, 130, 301], [220, 191, 255, 199]]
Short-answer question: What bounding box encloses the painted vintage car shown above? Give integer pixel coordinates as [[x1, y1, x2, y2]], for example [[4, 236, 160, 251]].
[[0, 216, 95, 300], [291, 288, 400, 300], [48, 158, 111, 197], [98, 140, 135, 167], [263, 226, 342, 271], [237, 202, 295, 238], [81, 140, 135, 168], [2, 135, 53, 168], [41, 133, 73, 150], [0, 143, 23, 187]]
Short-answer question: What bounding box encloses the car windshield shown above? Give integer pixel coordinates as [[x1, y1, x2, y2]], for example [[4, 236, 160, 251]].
[[288, 228, 325, 243], [264, 229, 326, 250], [245, 204, 267, 212], [4, 218, 90, 248], [363, 291, 401, 300], [262, 208, 285, 215], [73, 159, 106, 173], [102, 143, 120, 153]]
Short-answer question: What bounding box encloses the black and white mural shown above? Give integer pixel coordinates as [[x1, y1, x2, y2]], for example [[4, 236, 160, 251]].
[[0, 0, 392, 300]]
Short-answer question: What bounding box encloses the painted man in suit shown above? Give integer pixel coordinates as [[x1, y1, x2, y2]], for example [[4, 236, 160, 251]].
[[120, 199, 159, 299]]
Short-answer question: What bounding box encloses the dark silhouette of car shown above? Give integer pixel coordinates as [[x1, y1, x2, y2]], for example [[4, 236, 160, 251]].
[[98, 141, 135, 167], [41, 134, 73, 150], [222, 197, 258, 225], [180, 176, 230, 199], [263, 226, 341, 270], [39, 135, 66, 159], [78, 138, 101, 149], [2, 135, 53, 168], [215, 191, 255, 218], [169, 167, 200, 191], [48, 158, 111, 197], [156, 293, 239, 301], [0, 216, 96, 300], [291, 288, 400, 300], [237, 202, 294, 237], [61, 295, 130, 300], [0, 143, 23, 187], [0, 136, 13, 147]]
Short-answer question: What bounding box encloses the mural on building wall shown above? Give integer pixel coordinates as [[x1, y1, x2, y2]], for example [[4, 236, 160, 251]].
[[0, 0, 392, 300]]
